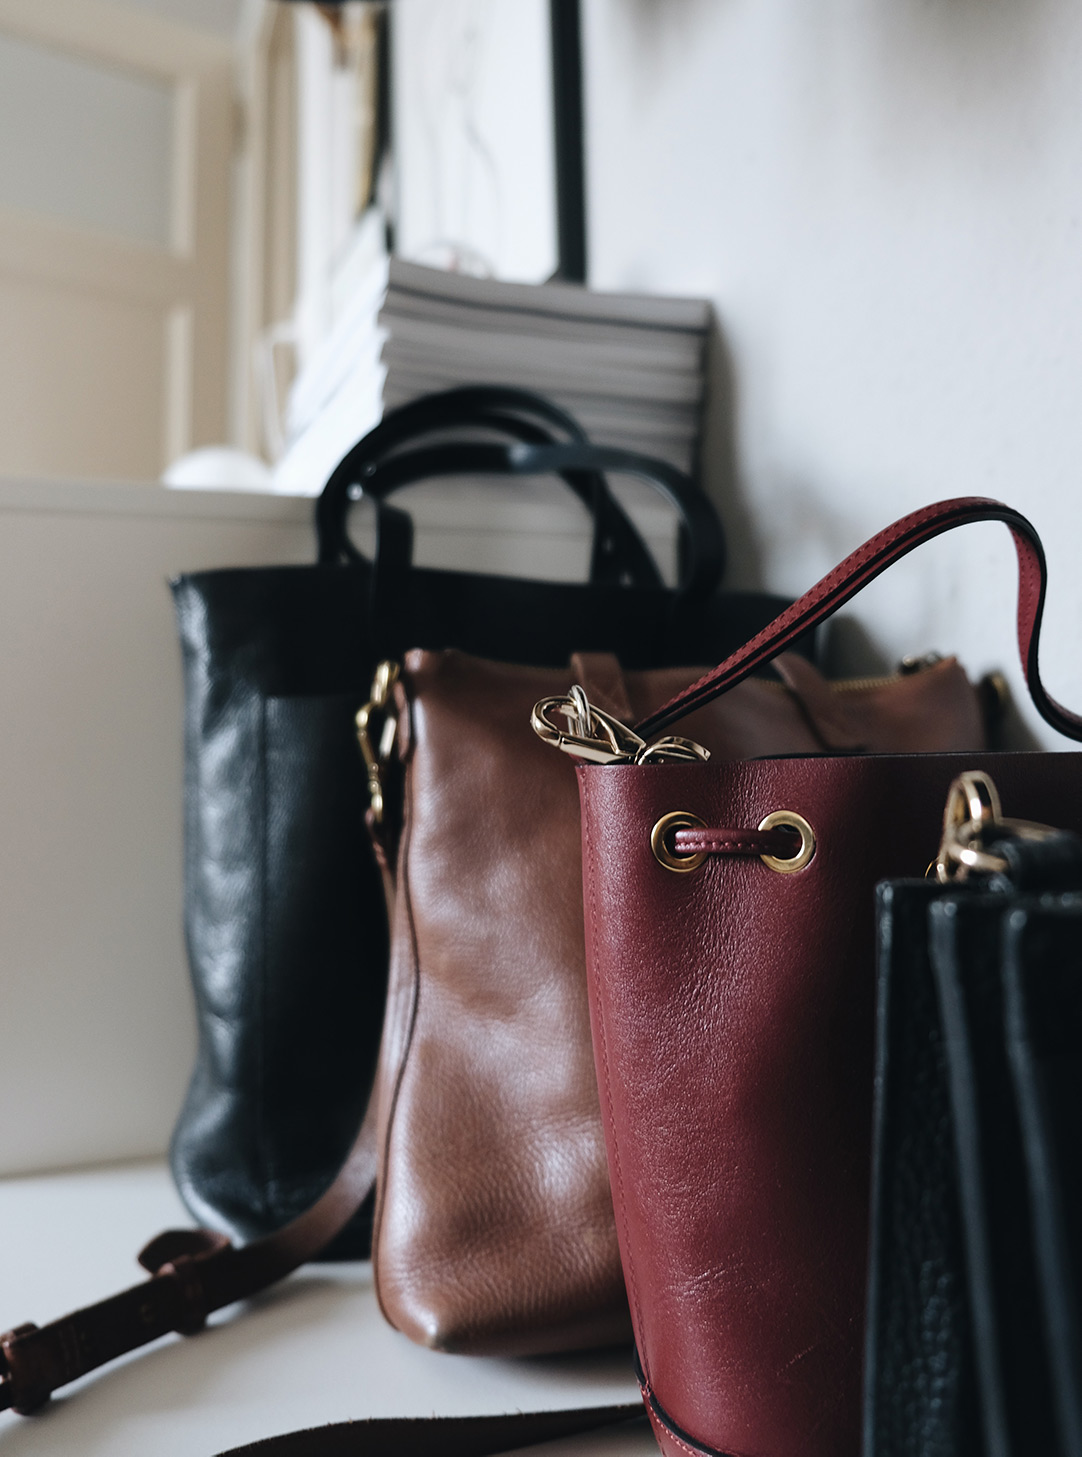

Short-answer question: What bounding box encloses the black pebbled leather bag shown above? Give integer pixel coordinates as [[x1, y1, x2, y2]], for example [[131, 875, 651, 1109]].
[[169, 386, 815, 1257], [866, 770, 1082, 1457]]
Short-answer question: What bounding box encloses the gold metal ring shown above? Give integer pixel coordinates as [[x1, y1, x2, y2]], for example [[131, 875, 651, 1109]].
[[757, 811, 816, 873], [935, 770, 1002, 882], [650, 811, 707, 874]]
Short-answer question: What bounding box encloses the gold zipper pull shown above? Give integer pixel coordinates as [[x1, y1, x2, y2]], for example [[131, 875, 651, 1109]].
[[531, 687, 711, 766], [899, 651, 944, 674]]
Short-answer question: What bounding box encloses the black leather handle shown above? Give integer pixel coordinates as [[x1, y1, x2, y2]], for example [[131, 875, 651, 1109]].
[[315, 387, 685, 590], [357, 440, 725, 604]]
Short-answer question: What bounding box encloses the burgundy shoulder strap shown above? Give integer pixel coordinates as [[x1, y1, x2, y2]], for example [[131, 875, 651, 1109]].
[[635, 498, 1082, 744]]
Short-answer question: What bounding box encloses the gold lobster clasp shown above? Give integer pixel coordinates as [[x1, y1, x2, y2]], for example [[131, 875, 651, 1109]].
[[934, 769, 1055, 882], [356, 660, 400, 823], [531, 686, 710, 766]]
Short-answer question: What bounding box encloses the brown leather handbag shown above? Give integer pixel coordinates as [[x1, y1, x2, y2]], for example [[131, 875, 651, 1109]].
[[535, 498, 1082, 1457], [360, 635, 988, 1357], [0, 511, 997, 1426]]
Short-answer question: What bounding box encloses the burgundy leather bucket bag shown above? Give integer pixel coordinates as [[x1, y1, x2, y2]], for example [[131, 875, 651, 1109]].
[[536, 499, 1082, 1457]]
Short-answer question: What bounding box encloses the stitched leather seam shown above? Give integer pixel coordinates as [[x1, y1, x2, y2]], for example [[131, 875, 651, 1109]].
[[370, 752, 421, 1330], [582, 778, 647, 1355], [668, 502, 1082, 742], [1017, 531, 1038, 680], [640, 500, 970, 723], [1012, 527, 1082, 735], [641, 1380, 743, 1457], [676, 836, 777, 853]]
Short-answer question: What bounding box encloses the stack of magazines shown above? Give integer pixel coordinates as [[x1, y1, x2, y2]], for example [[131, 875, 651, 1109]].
[[378, 259, 712, 474]]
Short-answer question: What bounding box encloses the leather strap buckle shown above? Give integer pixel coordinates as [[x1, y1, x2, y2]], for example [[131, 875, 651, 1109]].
[[138, 1228, 232, 1337], [0, 1323, 50, 1415]]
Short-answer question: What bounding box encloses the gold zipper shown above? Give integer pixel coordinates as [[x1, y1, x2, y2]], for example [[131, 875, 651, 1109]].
[[759, 652, 946, 696]]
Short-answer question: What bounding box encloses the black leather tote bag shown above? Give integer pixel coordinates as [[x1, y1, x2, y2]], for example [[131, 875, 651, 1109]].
[[169, 386, 810, 1257], [865, 770, 1082, 1457]]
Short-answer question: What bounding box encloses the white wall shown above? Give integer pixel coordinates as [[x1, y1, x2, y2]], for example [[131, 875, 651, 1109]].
[[0, 1, 234, 480], [583, 0, 1082, 750], [118, 0, 244, 38], [0, 480, 671, 1175], [0, 29, 174, 246], [0, 485, 312, 1174]]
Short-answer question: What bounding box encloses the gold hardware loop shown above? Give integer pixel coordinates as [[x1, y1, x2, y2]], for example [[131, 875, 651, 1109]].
[[935, 769, 1054, 882], [531, 689, 711, 767], [651, 812, 708, 873], [356, 660, 401, 824], [757, 811, 816, 873]]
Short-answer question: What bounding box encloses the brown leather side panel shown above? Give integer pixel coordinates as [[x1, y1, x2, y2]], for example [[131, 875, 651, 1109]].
[[578, 750, 1082, 1457], [371, 647, 986, 1357]]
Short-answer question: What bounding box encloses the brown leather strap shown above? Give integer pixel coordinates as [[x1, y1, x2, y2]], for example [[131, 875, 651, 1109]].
[[214, 1404, 647, 1457], [0, 1094, 380, 1414]]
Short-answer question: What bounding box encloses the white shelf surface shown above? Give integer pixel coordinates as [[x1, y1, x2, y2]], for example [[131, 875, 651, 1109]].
[[0, 1163, 651, 1456]]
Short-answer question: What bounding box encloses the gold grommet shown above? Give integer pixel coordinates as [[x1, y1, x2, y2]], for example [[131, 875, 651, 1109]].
[[758, 811, 816, 873], [650, 811, 707, 874]]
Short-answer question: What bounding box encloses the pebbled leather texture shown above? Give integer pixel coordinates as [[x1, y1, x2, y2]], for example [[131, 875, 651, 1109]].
[[371, 649, 987, 1356], [1004, 900, 1082, 1457], [867, 836, 1082, 1457], [930, 868, 1082, 1457], [578, 750, 1082, 1457], [865, 880, 982, 1457]]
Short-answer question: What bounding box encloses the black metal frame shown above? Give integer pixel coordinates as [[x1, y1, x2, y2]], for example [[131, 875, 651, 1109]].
[[290, 0, 588, 282], [549, 0, 587, 282]]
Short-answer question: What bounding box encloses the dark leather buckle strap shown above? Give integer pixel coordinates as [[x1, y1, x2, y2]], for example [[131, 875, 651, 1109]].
[[0, 1096, 380, 1415]]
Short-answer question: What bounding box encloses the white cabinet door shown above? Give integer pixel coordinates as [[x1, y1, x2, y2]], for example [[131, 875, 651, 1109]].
[[0, 0, 232, 480]]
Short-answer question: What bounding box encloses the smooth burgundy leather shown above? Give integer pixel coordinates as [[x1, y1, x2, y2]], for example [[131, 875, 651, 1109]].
[[371, 646, 983, 1356], [577, 499, 1082, 1457]]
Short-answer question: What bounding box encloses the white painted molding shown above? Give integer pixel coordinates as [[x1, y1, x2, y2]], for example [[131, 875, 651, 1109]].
[[0, 477, 310, 523], [0, 0, 231, 74], [0, 476, 678, 548]]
